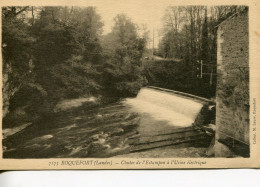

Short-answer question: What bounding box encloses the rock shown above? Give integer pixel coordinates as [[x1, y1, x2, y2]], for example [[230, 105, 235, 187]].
[[74, 117, 82, 120], [2, 122, 32, 139], [109, 128, 124, 136], [87, 142, 109, 154], [54, 97, 97, 112], [208, 124, 216, 131], [202, 124, 216, 134], [97, 138, 106, 144], [210, 141, 236, 157], [3, 146, 7, 152], [209, 105, 215, 111], [26, 143, 42, 149], [206, 136, 215, 157], [125, 113, 139, 120], [69, 146, 83, 156], [89, 134, 100, 141], [30, 134, 53, 143], [89, 131, 108, 140], [100, 133, 109, 139], [96, 114, 102, 118], [103, 144, 111, 149]]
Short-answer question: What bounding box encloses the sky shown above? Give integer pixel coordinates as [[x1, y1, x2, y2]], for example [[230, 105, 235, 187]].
[[21, 1, 167, 48], [3, 0, 248, 48], [18, 0, 232, 48], [93, 1, 167, 48]]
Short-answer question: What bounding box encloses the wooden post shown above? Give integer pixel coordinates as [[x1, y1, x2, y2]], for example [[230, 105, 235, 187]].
[[200, 60, 203, 78], [153, 28, 154, 58], [210, 66, 213, 86]]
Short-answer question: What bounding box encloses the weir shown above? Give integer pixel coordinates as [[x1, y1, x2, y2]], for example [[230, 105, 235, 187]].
[[123, 86, 215, 154], [125, 87, 209, 127]]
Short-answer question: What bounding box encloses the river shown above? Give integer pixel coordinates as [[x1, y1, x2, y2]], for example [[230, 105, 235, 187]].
[[3, 87, 212, 158]]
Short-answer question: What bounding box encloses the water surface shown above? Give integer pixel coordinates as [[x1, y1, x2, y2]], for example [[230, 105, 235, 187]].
[[3, 88, 207, 158]]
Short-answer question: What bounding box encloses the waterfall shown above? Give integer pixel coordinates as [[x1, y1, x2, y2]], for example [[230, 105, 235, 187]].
[[124, 87, 204, 127]]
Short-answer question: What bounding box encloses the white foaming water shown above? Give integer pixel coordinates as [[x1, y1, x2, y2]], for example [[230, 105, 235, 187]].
[[124, 88, 204, 127]]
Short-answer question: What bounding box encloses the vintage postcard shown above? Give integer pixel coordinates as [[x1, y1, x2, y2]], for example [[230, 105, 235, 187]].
[[0, 0, 259, 170]]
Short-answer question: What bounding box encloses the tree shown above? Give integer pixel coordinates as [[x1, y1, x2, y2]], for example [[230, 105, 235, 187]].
[[102, 14, 147, 97], [31, 7, 104, 99], [3, 6, 106, 125], [68, 7, 104, 64], [201, 8, 209, 64], [2, 6, 34, 85], [154, 5, 246, 98], [32, 7, 73, 68]]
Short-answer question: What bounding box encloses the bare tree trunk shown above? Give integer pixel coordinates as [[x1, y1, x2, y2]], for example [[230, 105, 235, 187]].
[[31, 6, 34, 26]]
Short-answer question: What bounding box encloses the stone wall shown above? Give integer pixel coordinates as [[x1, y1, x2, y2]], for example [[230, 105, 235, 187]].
[[216, 9, 249, 148]]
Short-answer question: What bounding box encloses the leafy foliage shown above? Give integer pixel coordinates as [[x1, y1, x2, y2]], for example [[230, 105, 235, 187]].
[[153, 6, 247, 98], [2, 7, 147, 128], [101, 14, 147, 97]]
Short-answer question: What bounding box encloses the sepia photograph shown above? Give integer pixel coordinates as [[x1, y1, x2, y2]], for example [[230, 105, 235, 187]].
[[0, 0, 259, 169]]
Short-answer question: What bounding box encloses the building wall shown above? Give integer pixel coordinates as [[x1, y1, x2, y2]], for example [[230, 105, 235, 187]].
[[216, 9, 249, 145]]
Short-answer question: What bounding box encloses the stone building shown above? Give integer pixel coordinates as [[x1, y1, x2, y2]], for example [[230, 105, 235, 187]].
[[215, 8, 249, 157]]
